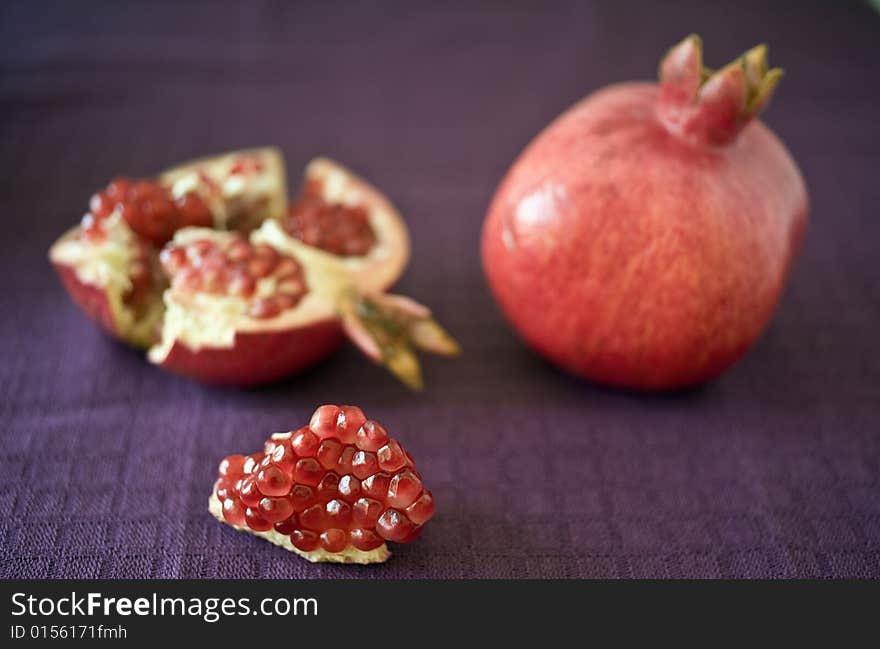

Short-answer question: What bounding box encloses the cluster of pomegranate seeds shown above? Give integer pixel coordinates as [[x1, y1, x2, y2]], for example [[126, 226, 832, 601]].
[[160, 236, 308, 319], [282, 180, 377, 257], [81, 177, 213, 247], [214, 405, 435, 554]]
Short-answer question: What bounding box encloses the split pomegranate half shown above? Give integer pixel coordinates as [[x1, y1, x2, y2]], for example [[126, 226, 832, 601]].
[[49, 148, 458, 388], [210, 405, 435, 564]]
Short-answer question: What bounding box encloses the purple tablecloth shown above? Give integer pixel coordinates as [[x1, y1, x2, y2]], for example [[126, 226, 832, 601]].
[[1, 1, 878, 579]]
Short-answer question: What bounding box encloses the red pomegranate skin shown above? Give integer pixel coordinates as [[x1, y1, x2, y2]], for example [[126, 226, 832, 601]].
[[53, 261, 120, 339], [482, 43, 808, 390], [158, 319, 345, 386]]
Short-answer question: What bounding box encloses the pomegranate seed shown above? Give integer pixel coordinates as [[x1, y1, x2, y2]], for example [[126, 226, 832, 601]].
[[269, 440, 297, 472], [107, 177, 130, 198], [253, 244, 279, 262], [274, 258, 300, 278], [257, 496, 294, 523], [310, 405, 341, 438], [242, 453, 265, 474], [356, 420, 389, 451], [336, 405, 366, 444], [226, 239, 253, 262], [228, 272, 256, 297], [316, 439, 343, 470], [248, 297, 281, 319], [336, 446, 356, 475], [316, 473, 340, 499], [320, 529, 348, 553], [400, 525, 423, 543], [338, 475, 361, 502], [160, 246, 187, 272], [222, 498, 246, 526], [245, 507, 272, 532], [289, 485, 316, 512], [214, 479, 228, 500], [404, 491, 435, 525], [175, 267, 202, 290], [256, 465, 292, 497], [377, 441, 407, 472], [387, 470, 423, 509], [291, 529, 319, 552], [299, 504, 327, 531], [89, 191, 114, 217], [291, 427, 319, 457], [239, 476, 263, 508], [293, 458, 323, 487], [351, 450, 379, 480], [325, 499, 352, 528], [273, 516, 299, 535], [247, 258, 274, 278], [275, 293, 297, 310], [219, 454, 247, 479], [350, 528, 384, 551], [376, 509, 414, 542], [352, 498, 383, 528], [361, 473, 391, 499]]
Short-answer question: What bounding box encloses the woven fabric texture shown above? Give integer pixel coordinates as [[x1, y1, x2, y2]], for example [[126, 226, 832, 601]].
[[1, 0, 878, 578]]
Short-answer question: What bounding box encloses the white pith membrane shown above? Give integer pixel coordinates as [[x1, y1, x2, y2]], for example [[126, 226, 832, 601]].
[[258, 157, 410, 294], [147, 227, 346, 362], [159, 147, 288, 230], [208, 430, 393, 564], [49, 215, 164, 348], [207, 493, 390, 564]]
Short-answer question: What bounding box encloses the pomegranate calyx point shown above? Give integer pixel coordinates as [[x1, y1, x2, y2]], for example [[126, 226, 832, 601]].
[[338, 291, 460, 391], [658, 35, 783, 146]]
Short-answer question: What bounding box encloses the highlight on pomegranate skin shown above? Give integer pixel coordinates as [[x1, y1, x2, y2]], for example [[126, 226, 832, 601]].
[[209, 405, 435, 564]]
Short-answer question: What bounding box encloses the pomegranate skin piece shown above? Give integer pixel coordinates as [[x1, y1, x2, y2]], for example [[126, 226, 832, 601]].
[[482, 36, 808, 390]]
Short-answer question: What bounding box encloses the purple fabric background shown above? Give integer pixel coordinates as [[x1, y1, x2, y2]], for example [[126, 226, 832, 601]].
[[1, 0, 878, 579]]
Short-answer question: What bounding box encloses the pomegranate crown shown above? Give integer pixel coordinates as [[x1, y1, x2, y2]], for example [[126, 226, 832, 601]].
[[657, 34, 784, 146]]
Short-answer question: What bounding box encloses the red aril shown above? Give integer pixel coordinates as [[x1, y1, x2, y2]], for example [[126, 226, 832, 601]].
[[283, 178, 377, 257], [482, 37, 808, 390], [209, 406, 435, 564], [83, 177, 213, 247]]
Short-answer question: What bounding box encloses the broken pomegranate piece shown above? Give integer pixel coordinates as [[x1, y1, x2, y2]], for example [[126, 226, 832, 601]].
[[51, 149, 458, 388], [49, 147, 288, 350], [209, 405, 435, 564]]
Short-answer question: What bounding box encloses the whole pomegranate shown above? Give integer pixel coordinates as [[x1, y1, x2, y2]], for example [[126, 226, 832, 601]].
[[482, 36, 808, 390]]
